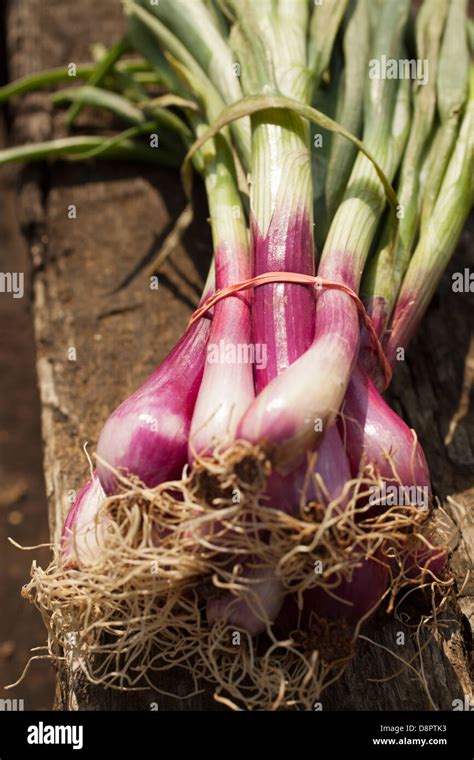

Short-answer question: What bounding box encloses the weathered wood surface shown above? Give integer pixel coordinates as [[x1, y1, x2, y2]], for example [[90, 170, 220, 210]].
[[5, 0, 473, 710]]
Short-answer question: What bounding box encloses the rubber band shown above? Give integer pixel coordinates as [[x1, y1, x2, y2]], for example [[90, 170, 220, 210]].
[[188, 271, 393, 390]]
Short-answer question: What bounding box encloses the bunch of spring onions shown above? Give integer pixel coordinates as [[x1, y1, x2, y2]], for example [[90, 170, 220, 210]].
[[3, 0, 473, 701]]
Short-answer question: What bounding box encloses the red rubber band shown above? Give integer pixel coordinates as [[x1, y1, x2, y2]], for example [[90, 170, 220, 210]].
[[188, 271, 392, 391]]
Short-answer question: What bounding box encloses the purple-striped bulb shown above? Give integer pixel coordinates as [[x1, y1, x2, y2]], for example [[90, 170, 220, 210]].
[[207, 567, 285, 636], [96, 319, 210, 494], [61, 473, 106, 568], [278, 553, 389, 632], [342, 365, 431, 505]]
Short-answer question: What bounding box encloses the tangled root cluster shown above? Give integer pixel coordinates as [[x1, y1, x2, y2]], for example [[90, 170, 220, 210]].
[[22, 442, 452, 710]]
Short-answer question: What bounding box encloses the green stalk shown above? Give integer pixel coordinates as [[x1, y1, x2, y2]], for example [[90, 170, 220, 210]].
[[204, 0, 230, 37], [312, 49, 344, 252], [138, 0, 251, 168], [144, 0, 243, 103], [53, 84, 191, 156], [53, 86, 145, 125], [0, 136, 180, 166], [109, 65, 154, 106], [366, 0, 383, 30], [131, 72, 163, 85], [308, 0, 348, 94], [203, 138, 247, 250], [67, 122, 161, 161], [0, 60, 150, 104], [126, 13, 188, 96], [183, 95, 398, 212], [66, 36, 130, 127], [319, 0, 411, 288], [227, 0, 312, 235], [469, 18, 474, 52], [361, 0, 449, 337], [124, 0, 224, 113], [123, 0, 247, 166], [420, 0, 469, 226], [324, 0, 371, 231], [385, 64, 474, 366], [251, 110, 311, 238], [417, 124, 439, 197]]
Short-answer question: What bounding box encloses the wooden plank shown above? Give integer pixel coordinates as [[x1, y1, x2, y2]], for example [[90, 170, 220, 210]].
[[5, 0, 473, 711], [0, 121, 56, 709]]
